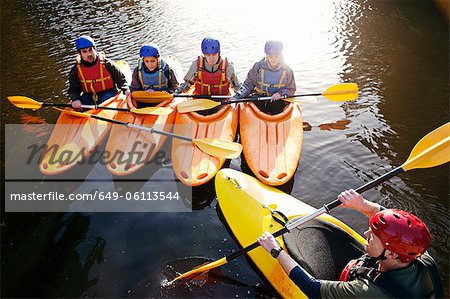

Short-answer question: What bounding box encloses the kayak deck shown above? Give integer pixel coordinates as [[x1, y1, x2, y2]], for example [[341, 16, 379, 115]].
[[105, 98, 175, 176], [39, 95, 119, 175], [172, 104, 238, 186], [239, 102, 303, 186]]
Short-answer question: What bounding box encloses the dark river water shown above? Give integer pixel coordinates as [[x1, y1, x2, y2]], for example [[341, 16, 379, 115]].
[[1, 0, 448, 298]]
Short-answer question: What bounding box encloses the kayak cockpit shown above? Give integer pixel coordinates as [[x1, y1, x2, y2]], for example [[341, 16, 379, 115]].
[[283, 218, 365, 280]]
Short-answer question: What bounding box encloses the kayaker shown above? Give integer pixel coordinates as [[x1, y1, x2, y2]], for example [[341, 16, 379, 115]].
[[257, 189, 443, 298], [175, 37, 240, 112], [127, 43, 179, 108], [231, 40, 296, 115], [68, 35, 130, 109]]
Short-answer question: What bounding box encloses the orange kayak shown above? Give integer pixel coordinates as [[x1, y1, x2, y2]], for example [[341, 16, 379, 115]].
[[39, 94, 120, 175], [105, 98, 176, 176], [239, 102, 303, 186], [171, 104, 238, 186]]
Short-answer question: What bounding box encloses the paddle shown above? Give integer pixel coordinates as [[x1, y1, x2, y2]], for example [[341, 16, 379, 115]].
[[177, 83, 358, 113], [132, 91, 230, 101], [7, 95, 173, 115], [166, 122, 450, 286], [57, 109, 243, 159]]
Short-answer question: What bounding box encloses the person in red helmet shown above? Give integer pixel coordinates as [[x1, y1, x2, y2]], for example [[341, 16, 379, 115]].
[[175, 37, 240, 110], [68, 35, 130, 108], [258, 189, 443, 298]]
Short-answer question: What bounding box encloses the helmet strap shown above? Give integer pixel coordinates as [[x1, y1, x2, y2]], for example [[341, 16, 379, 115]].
[[374, 248, 388, 261]]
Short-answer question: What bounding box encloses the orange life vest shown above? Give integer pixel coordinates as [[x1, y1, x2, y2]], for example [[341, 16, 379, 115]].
[[76, 52, 115, 98], [194, 56, 230, 95]]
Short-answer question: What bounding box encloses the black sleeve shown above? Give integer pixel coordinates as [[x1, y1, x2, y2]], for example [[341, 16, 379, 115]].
[[129, 67, 143, 92], [289, 266, 322, 299], [165, 67, 179, 94], [68, 65, 82, 102]]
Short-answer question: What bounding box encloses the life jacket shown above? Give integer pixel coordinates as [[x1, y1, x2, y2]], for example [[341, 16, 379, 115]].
[[76, 52, 115, 100], [137, 58, 169, 91], [255, 59, 287, 95], [340, 253, 443, 299], [194, 56, 230, 95]]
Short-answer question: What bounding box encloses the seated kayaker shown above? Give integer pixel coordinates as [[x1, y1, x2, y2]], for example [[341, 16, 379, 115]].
[[258, 189, 443, 299], [68, 35, 130, 109], [127, 43, 179, 108], [231, 40, 296, 115], [175, 37, 240, 114]]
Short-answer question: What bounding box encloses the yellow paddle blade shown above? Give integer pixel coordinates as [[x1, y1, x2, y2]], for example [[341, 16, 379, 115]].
[[193, 138, 243, 159], [53, 108, 89, 118], [402, 122, 450, 171], [132, 91, 173, 103], [167, 257, 227, 286], [177, 99, 221, 113], [7, 96, 43, 110], [130, 107, 173, 115], [322, 83, 358, 102]]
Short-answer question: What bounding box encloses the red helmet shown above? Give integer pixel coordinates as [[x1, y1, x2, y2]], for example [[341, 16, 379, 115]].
[[369, 209, 431, 262]]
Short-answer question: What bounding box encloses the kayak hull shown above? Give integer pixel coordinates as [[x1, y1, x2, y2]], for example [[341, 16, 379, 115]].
[[171, 104, 238, 186], [239, 102, 303, 186], [215, 168, 366, 298]]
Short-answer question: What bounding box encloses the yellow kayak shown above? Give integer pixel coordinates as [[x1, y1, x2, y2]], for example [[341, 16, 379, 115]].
[[215, 168, 366, 298]]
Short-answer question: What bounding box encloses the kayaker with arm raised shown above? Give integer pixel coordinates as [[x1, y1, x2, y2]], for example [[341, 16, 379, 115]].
[[126, 43, 179, 108], [231, 40, 296, 115], [257, 189, 444, 298], [175, 37, 240, 113], [68, 35, 130, 109]]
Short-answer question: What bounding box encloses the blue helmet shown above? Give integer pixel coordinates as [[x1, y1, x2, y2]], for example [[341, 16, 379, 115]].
[[140, 43, 160, 58], [75, 35, 96, 50], [201, 37, 220, 54], [264, 40, 283, 55]]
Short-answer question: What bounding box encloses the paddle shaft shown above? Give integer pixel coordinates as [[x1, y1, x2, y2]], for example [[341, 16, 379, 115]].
[[90, 114, 193, 142], [225, 165, 405, 262], [173, 93, 322, 102], [42, 102, 133, 113], [173, 94, 231, 99], [223, 93, 322, 104]]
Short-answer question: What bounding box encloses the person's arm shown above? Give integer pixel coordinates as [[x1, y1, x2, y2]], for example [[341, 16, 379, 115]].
[[175, 60, 197, 93], [258, 232, 321, 298], [337, 189, 385, 217], [226, 61, 240, 90], [234, 62, 259, 99], [68, 66, 83, 102], [129, 67, 143, 92], [165, 67, 179, 94], [105, 60, 130, 95], [278, 65, 296, 96]]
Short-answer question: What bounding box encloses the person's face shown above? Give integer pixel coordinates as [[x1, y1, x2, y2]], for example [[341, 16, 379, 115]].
[[364, 228, 386, 258], [143, 57, 159, 71], [266, 54, 282, 68], [80, 47, 97, 63], [204, 53, 219, 66]]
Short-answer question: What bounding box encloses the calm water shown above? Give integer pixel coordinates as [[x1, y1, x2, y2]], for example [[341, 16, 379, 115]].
[[1, 0, 448, 297]]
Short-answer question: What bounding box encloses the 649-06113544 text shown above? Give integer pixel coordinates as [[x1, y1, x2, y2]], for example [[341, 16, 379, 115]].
[[9, 191, 180, 201]]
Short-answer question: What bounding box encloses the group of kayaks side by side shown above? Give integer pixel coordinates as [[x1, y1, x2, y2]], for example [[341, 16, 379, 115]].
[[31, 57, 305, 187]]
